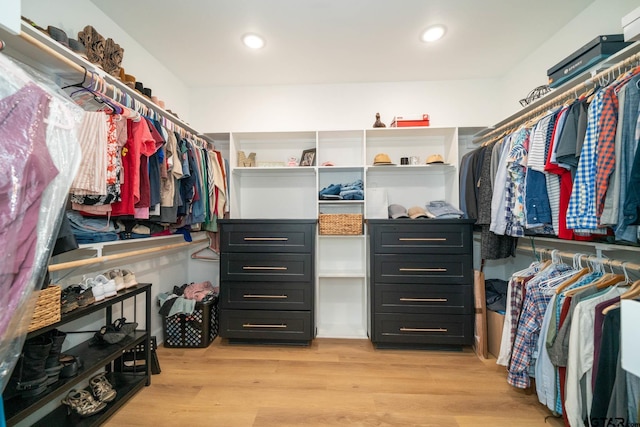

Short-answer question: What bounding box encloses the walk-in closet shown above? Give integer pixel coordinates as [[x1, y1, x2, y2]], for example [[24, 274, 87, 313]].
[[2, 1, 640, 426]]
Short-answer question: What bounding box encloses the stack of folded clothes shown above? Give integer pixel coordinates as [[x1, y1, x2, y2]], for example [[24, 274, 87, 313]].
[[424, 201, 464, 218], [66, 210, 119, 244], [319, 179, 364, 200]]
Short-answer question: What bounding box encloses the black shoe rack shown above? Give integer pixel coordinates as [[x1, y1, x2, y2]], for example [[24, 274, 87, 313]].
[[2, 283, 152, 426]]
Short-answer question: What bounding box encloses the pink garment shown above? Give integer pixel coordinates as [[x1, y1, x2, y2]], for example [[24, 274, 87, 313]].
[[184, 281, 218, 302], [0, 84, 58, 337]]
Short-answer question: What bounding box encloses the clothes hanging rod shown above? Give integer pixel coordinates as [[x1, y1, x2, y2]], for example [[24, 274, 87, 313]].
[[516, 245, 640, 274], [47, 240, 200, 272], [14, 23, 210, 146], [474, 41, 640, 144]]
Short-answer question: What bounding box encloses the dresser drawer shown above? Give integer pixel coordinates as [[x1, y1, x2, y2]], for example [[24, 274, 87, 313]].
[[373, 254, 472, 284], [220, 221, 315, 253], [374, 284, 473, 315], [220, 282, 312, 310], [373, 313, 473, 345], [219, 309, 313, 341], [221, 253, 312, 282], [371, 222, 472, 254]]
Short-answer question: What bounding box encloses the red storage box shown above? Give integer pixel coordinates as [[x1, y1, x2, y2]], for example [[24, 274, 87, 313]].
[[390, 114, 430, 127]]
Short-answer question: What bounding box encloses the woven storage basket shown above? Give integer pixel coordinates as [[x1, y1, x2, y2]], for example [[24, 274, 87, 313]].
[[319, 213, 363, 235], [28, 285, 61, 332]]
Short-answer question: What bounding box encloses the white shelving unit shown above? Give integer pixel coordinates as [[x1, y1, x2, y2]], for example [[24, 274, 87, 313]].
[[226, 126, 468, 338]]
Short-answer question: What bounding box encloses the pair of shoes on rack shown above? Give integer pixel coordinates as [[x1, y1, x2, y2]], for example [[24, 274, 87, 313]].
[[103, 269, 138, 292], [60, 284, 96, 314], [61, 373, 116, 417], [82, 274, 117, 302], [91, 317, 139, 346]]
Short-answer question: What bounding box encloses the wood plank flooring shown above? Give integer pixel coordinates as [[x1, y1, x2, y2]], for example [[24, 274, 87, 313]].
[[104, 338, 564, 427]]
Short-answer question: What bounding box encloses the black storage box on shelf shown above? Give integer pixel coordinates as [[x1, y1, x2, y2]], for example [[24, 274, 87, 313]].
[[547, 34, 631, 88], [162, 296, 219, 348]]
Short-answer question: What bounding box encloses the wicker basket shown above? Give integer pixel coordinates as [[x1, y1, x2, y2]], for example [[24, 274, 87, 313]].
[[28, 285, 61, 332], [319, 214, 363, 235]]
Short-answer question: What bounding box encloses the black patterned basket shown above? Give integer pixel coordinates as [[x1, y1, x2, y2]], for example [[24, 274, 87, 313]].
[[162, 297, 218, 348]]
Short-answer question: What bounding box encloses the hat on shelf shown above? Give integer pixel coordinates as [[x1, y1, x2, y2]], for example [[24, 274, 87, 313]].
[[407, 206, 428, 219], [426, 154, 445, 164], [373, 153, 395, 165], [388, 204, 409, 219]]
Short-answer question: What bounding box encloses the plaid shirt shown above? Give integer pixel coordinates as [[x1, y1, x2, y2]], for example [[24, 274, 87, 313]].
[[595, 73, 637, 221], [567, 90, 605, 230], [507, 263, 572, 389], [508, 277, 528, 354]]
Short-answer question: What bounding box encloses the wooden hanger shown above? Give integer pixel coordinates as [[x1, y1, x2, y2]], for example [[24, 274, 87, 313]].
[[554, 267, 589, 295], [621, 279, 640, 300], [191, 233, 220, 261], [593, 273, 626, 290], [191, 245, 219, 261]]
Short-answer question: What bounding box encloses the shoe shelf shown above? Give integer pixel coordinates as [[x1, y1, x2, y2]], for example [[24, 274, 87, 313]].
[[32, 372, 145, 427], [3, 284, 152, 426]]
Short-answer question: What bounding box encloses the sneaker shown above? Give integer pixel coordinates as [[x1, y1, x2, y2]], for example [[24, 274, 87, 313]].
[[103, 269, 125, 292], [85, 277, 105, 302], [60, 286, 80, 314], [61, 389, 107, 417], [93, 274, 117, 298], [121, 269, 138, 288], [89, 373, 117, 403]]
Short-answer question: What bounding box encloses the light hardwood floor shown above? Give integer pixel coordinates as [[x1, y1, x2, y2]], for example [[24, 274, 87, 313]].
[[104, 338, 564, 427]]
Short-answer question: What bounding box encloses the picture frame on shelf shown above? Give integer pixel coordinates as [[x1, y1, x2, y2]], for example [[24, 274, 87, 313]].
[[299, 148, 316, 166]]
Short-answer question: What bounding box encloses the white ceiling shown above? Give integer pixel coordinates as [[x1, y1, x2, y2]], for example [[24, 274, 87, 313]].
[[91, 0, 595, 88]]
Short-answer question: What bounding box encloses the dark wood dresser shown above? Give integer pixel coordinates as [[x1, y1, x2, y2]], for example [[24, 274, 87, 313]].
[[367, 219, 475, 348], [218, 219, 316, 344]]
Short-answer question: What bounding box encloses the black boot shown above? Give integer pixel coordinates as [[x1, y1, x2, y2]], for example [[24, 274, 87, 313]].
[[44, 329, 66, 385], [5, 335, 53, 399]]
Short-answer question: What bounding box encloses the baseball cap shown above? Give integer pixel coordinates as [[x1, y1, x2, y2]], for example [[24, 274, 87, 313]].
[[388, 204, 409, 219], [407, 206, 428, 219], [426, 154, 445, 164], [373, 153, 395, 165]]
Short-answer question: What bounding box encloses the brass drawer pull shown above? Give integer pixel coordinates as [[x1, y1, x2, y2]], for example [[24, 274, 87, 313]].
[[398, 237, 447, 241], [399, 267, 447, 272], [399, 297, 448, 302], [242, 323, 287, 329], [244, 237, 289, 241], [400, 327, 448, 333], [243, 294, 288, 299], [242, 266, 288, 270]]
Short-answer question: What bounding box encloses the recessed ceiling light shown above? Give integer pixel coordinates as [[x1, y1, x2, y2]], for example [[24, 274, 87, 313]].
[[242, 33, 265, 49], [421, 25, 446, 43]]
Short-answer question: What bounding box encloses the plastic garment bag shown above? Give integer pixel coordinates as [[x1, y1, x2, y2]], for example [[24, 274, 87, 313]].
[[0, 52, 83, 394]]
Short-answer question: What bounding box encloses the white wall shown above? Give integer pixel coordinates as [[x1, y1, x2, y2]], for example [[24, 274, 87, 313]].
[[189, 78, 500, 132], [21, 0, 192, 122], [498, 0, 639, 118], [188, 0, 638, 134]]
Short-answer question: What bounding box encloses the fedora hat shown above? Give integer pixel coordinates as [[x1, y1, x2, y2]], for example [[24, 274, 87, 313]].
[[373, 153, 395, 165], [426, 154, 445, 164]]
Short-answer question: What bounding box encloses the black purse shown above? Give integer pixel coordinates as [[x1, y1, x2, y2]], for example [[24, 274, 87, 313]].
[[92, 317, 138, 345]]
